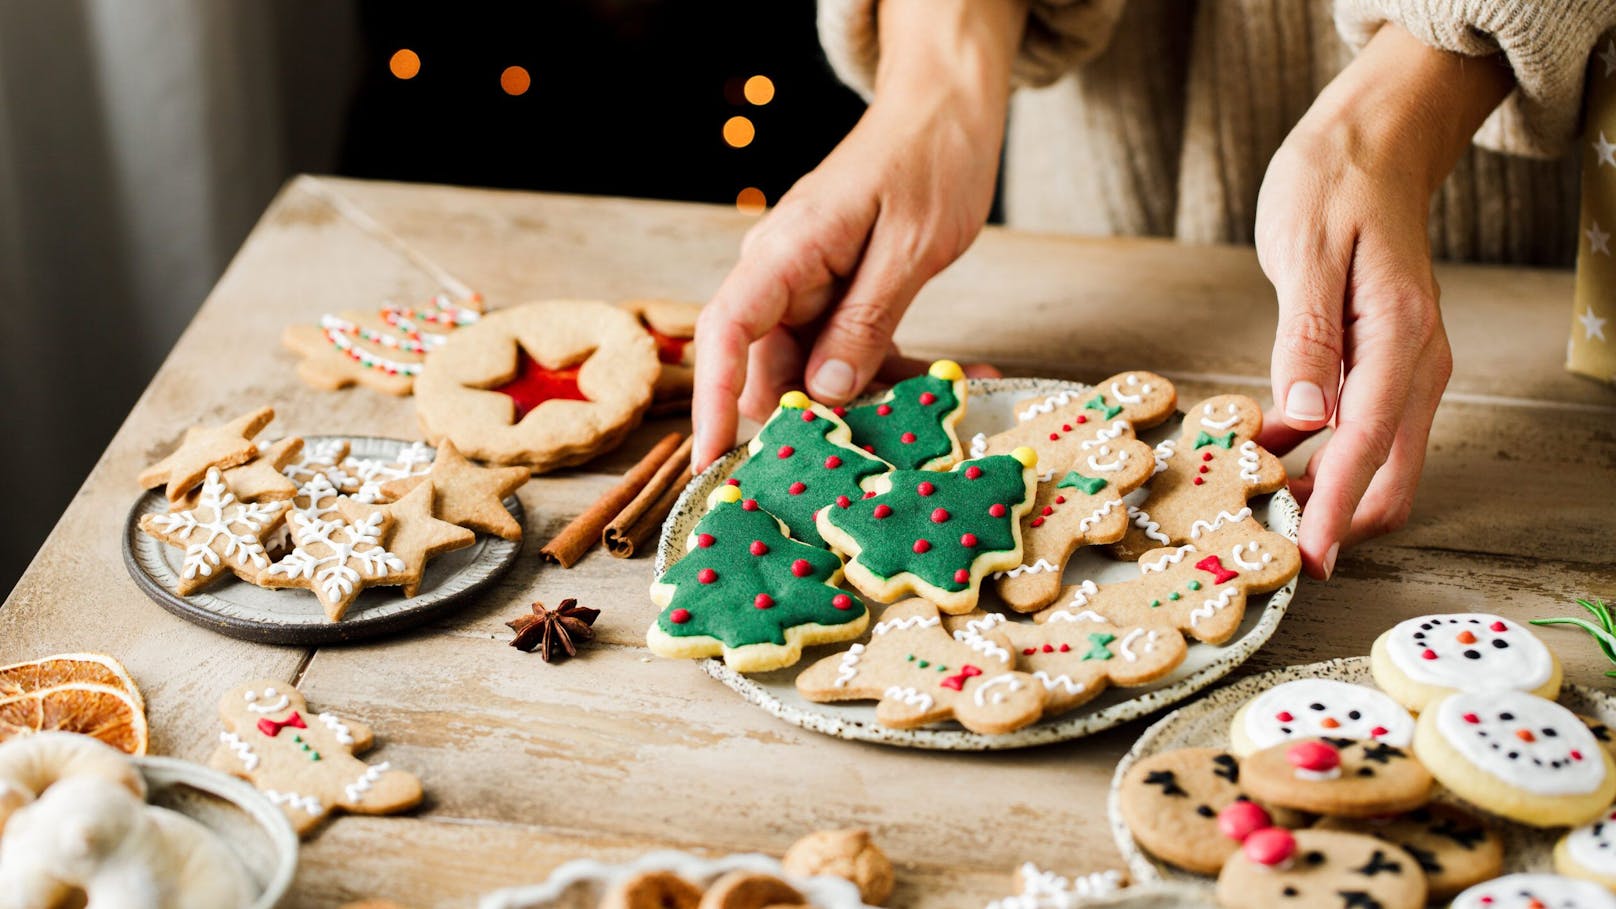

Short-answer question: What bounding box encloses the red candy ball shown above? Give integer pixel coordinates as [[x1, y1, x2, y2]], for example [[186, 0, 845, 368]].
[[801, 410, 816, 422], [696, 533, 715, 548], [832, 406, 846, 416], [917, 481, 935, 496], [876, 404, 892, 416], [960, 533, 977, 547], [900, 432, 917, 444], [777, 445, 794, 459], [989, 504, 1007, 517], [788, 481, 807, 496], [697, 568, 718, 585], [953, 569, 969, 584], [1242, 828, 1296, 867], [741, 499, 759, 511], [836, 495, 851, 509], [749, 540, 769, 556], [832, 594, 853, 610], [790, 559, 812, 577], [754, 593, 774, 609], [1217, 802, 1271, 842], [669, 608, 691, 624], [873, 504, 893, 519], [1286, 740, 1341, 773], [964, 466, 982, 479], [913, 539, 931, 554], [919, 392, 936, 405], [824, 455, 842, 469], [931, 508, 950, 523]]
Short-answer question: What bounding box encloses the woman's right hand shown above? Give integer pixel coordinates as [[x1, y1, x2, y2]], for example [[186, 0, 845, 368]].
[[691, 0, 1028, 470]]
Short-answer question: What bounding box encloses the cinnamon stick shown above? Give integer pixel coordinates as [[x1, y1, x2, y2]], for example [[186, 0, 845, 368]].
[[539, 432, 684, 567], [604, 434, 694, 558]]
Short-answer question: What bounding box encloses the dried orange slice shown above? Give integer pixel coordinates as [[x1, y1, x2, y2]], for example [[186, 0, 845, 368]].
[[0, 683, 148, 755], [0, 653, 143, 709]]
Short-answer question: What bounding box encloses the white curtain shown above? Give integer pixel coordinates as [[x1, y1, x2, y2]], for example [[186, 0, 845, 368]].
[[0, 0, 358, 592]]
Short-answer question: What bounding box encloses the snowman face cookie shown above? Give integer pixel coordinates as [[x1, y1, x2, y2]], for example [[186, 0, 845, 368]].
[[1450, 873, 1616, 909], [1433, 691, 1606, 797], [1234, 679, 1415, 756], [1374, 614, 1559, 711], [1560, 805, 1616, 883]]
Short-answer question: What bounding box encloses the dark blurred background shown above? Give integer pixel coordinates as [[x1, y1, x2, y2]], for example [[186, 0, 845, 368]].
[[0, 0, 868, 599]]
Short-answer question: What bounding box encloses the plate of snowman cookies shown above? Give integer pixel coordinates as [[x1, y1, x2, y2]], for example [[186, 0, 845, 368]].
[[1109, 614, 1616, 908], [650, 365, 1306, 749]]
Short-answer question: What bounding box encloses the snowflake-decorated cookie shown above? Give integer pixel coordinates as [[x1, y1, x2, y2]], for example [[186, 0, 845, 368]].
[[1229, 679, 1415, 757], [795, 599, 1046, 735], [1414, 690, 1616, 827], [839, 360, 968, 471], [816, 449, 1040, 614], [139, 468, 289, 594], [648, 486, 868, 673], [1450, 873, 1616, 909], [1371, 613, 1562, 712], [261, 511, 407, 621]]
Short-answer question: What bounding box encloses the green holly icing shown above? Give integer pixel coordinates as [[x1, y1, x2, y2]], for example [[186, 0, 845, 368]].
[[1083, 632, 1116, 660], [1056, 471, 1108, 495], [729, 401, 890, 548], [822, 453, 1031, 593], [1085, 394, 1123, 420], [841, 372, 961, 471], [655, 494, 865, 647]]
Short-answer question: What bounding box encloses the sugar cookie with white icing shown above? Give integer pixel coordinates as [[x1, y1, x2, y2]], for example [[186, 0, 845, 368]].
[[1450, 873, 1616, 909], [1556, 804, 1616, 891], [1371, 612, 1561, 712], [1229, 678, 1415, 757]]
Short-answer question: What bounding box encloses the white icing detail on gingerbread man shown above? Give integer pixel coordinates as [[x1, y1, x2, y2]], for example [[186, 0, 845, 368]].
[[1018, 391, 1079, 422], [1127, 505, 1170, 544], [1238, 440, 1262, 482], [317, 712, 354, 745], [1141, 545, 1196, 574], [873, 615, 940, 635], [1151, 438, 1177, 475], [974, 674, 1026, 707], [1189, 507, 1253, 539], [218, 731, 259, 771], [1189, 588, 1240, 627], [1199, 402, 1241, 430], [1231, 540, 1273, 570], [1048, 609, 1108, 624], [244, 687, 289, 714], [1033, 672, 1085, 696], [1085, 444, 1129, 472], [883, 686, 933, 712], [833, 643, 865, 688], [343, 761, 391, 804], [264, 789, 324, 815], [996, 559, 1060, 579], [1077, 498, 1124, 533], [1119, 628, 1159, 662], [952, 615, 1012, 664], [1110, 374, 1152, 404]]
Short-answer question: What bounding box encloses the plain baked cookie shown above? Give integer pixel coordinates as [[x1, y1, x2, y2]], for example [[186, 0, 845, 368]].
[[1241, 738, 1433, 818], [1316, 804, 1504, 902], [1556, 804, 1616, 890], [1370, 612, 1561, 712], [1117, 747, 1297, 875], [1216, 829, 1427, 909], [1414, 690, 1616, 827], [1229, 678, 1415, 757], [1449, 873, 1616, 909]]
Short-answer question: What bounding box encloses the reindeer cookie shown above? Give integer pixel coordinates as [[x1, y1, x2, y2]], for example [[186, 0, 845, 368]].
[[208, 679, 421, 835], [1034, 523, 1300, 646], [975, 371, 1176, 466], [1117, 747, 1302, 875], [1241, 738, 1434, 818], [1111, 395, 1287, 560], [949, 611, 1186, 715], [993, 426, 1155, 612], [795, 599, 1046, 735], [1216, 829, 1428, 909], [1319, 805, 1504, 902]]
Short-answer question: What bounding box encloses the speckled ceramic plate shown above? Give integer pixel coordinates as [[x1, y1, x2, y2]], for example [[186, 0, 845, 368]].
[[1108, 655, 1616, 888], [477, 850, 871, 909], [124, 436, 522, 645], [136, 754, 300, 909], [655, 378, 1302, 750]]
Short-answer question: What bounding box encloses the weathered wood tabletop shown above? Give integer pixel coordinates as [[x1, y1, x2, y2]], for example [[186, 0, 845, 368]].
[[4, 175, 1614, 908]]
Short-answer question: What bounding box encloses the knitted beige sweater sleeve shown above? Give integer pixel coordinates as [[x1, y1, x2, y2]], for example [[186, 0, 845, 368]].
[[1336, 0, 1616, 158], [816, 0, 1125, 99]]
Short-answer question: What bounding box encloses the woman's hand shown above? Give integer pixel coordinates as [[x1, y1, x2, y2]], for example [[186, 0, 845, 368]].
[[691, 0, 1028, 470], [1255, 24, 1512, 578]]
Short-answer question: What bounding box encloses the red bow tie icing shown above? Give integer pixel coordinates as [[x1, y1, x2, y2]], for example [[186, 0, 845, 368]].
[[1195, 554, 1240, 585], [496, 349, 590, 422], [257, 711, 307, 738], [940, 664, 984, 691]]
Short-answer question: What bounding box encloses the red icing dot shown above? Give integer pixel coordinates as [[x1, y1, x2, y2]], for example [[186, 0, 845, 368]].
[[836, 495, 851, 509], [669, 608, 691, 624], [754, 593, 774, 609], [1075, 414, 1087, 424], [960, 533, 977, 547], [777, 445, 794, 459], [1202, 452, 1213, 462], [1421, 649, 1437, 660], [726, 478, 741, 487], [877, 404, 893, 416], [1055, 496, 1066, 504], [917, 481, 936, 496], [832, 406, 846, 416], [862, 444, 876, 453], [873, 504, 893, 519], [989, 504, 1007, 518], [697, 568, 718, 585], [1243, 828, 1296, 867], [1275, 711, 1294, 722], [1042, 644, 1054, 653], [742, 499, 759, 511], [749, 540, 769, 556], [919, 392, 937, 405], [1193, 477, 1205, 486], [790, 559, 812, 577], [1287, 740, 1340, 773], [1041, 506, 1054, 517], [1218, 802, 1272, 842], [862, 491, 877, 499], [913, 539, 931, 554], [900, 432, 917, 444], [1490, 621, 1507, 632], [788, 481, 807, 496], [965, 466, 982, 479], [1462, 713, 1481, 724], [1022, 647, 1036, 655], [825, 455, 842, 469], [801, 410, 816, 422], [1371, 726, 1389, 737], [953, 569, 969, 583], [1061, 424, 1072, 432], [830, 594, 853, 610], [1031, 517, 1045, 527], [1048, 433, 1060, 441], [1198, 465, 1210, 474], [931, 508, 950, 523], [696, 533, 716, 548], [1573, 750, 1586, 761], [1058, 643, 1071, 653]]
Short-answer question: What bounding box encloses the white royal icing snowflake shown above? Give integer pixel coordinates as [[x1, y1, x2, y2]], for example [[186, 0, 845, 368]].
[[148, 468, 284, 582], [266, 511, 405, 608], [339, 441, 434, 504]]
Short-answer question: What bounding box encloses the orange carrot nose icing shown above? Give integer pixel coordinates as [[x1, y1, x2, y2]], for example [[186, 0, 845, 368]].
[[1456, 630, 1477, 644], [1516, 728, 1537, 743], [1320, 716, 1341, 729]]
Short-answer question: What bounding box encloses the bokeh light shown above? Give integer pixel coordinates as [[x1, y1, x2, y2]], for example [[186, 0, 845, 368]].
[[723, 116, 755, 148], [736, 187, 766, 214], [743, 75, 775, 105], [389, 49, 421, 80], [501, 66, 531, 96]]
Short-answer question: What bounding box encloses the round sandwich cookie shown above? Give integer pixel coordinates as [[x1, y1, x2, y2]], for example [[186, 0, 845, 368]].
[[1116, 747, 1302, 875], [1241, 738, 1433, 818], [1371, 612, 1561, 712], [1215, 828, 1427, 909], [1414, 690, 1616, 827], [1317, 804, 1504, 902], [1230, 679, 1415, 757], [1450, 873, 1616, 909], [1556, 804, 1616, 891]]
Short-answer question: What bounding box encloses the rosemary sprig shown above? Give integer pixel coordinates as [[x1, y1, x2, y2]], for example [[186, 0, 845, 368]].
[[1531, 598, 1616, 677]]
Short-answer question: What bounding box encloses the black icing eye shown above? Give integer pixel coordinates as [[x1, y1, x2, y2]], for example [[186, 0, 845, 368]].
[[1234, 794, 1251, 802], [1463, 650, 1481, 659], [1196, 805, 1215, 818], [1310, 703, 1326, 711], [1543, 727, 1558, 737], [1492, 639, 1509, 649], [1304, 851, 1325, 865], [1499, 712, 1515, 721], [1348, 710, 1362, 720], [1357, 767, 1375, 776], [1282, 886, 1298, 897]]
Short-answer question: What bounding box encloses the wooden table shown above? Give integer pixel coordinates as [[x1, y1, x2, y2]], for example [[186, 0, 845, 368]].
[[4, 176, 1613, 908]]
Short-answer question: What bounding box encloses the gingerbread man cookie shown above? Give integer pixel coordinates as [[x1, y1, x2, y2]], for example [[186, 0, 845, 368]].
[[1110, 395, 1286, 559], [208, 680, 421, 835], [1216, 829, 1428, 909], [1034, 523, 1300, 645], [796, 599, 1046, 734], [993, 424, 1155, 612], [975, 371, 1177, 467]]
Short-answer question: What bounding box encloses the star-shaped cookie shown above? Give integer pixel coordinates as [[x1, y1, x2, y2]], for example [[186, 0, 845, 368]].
[[139, 468, 289, 594], [261, 510, 407, 621], [338, 481, 475, 596], [177, 436, 302, 511], [380, 440, 526, 540], [139, 406, 276, 502]]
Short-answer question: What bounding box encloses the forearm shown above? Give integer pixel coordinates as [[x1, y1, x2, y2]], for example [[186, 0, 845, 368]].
[[873, 0, 1029, 130]]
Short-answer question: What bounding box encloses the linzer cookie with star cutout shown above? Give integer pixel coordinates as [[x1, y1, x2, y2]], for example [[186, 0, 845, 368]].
[[1240, 738, 1434, 818], [1228, 678, 1415, 757], [1116, 747, 1302, 875], [1109, 394, 1287, 560], [1318, 805, 1503, 901], [615, 298, 699, 414], [1370, 612, 1563, 712], [414, 300, 659, 473], [1215, 828, 1428, 909], [1413, 689, 1616, 827]]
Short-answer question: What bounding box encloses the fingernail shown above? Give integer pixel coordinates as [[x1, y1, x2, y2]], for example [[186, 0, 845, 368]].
[[1284, 381, 1327, 422], [1322, 542, 1340, 580], [810, 359, 856, 400]]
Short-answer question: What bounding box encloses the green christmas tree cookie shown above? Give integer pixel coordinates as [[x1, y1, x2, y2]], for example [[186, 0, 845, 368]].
[[816, 447, 1040, 615], [839, 359, 968, 471], [728, 391, 892, 548], [647, 485, 869, 673]]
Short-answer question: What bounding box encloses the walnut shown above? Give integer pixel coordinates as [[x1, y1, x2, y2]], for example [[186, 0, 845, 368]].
[[782, 828, 894, 905]]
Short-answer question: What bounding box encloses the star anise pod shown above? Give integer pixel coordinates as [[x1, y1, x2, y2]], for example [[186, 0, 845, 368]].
[[506, 598, 601, 662]]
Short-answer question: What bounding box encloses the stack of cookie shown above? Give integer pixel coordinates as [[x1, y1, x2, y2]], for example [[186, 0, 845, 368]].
[[647, 366, 1305, 736], [137, 407, 528, 621], [1119, 613, 1616, 908]]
